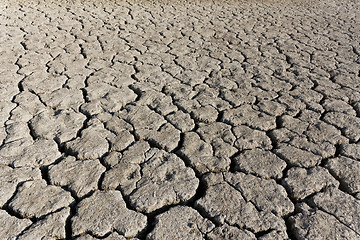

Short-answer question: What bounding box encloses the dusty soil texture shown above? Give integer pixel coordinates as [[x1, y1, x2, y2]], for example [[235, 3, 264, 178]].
[[1, 0, 360, 239]]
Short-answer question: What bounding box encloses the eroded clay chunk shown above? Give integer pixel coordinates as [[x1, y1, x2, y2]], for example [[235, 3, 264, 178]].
[[310, 187, 360, 233], [65, 119, 115, 160], [101, 142, 150, 194], [120, 105, 181, 151], [290, 203, 359, 240], [178, 132, 230, 174], [233, 149, 286, 179], [196, 122, 236, 145], [0, 166, 41, 206], [71, 190, 147, 238], [0, 139, 61, 167], [0, 210, 32, 239], [48, 156, 106, 198], [197, 122, 238, 157], [275, 144, 322, 168], [232, 125, 272, 151], [323, 112, 360, 142], [195, 173, 287, 236], [282, 166, 338, 200], [39, 88, 84, 110], [325, 156, 360, 195], [8, 180, 73, 218], [340, 143, 360, 160], [17, 207, 70, 240], [102, 145, 198, 214], [224, 172, 294, 216], [30, 109, 86, 143], [166, 110, 195, 132], [128, 149, 199, 213], [146, 206, 214, 239], [223, 104, 276, 131]]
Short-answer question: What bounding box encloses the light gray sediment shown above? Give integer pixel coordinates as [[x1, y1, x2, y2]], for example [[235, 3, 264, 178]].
[[1, 0, 359, 238]]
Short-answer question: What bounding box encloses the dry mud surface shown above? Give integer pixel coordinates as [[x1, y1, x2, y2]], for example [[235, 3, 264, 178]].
[[1, 0, 360, 239]]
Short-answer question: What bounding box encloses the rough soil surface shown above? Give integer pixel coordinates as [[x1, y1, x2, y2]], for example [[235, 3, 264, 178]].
[[1, 0, 360, 239]]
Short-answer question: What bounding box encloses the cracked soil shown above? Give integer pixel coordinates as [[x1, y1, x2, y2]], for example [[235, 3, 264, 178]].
[[1, 0, 360, 239]]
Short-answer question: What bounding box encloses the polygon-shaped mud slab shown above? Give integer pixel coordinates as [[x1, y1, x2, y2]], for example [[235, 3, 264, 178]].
[[71, 190, 147, 238]]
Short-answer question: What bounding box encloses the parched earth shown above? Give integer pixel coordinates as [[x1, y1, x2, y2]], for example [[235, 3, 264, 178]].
[[1, 0, 360, 239]]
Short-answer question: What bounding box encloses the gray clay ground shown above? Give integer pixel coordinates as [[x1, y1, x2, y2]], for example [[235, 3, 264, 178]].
[[1, 0, 360, 239]]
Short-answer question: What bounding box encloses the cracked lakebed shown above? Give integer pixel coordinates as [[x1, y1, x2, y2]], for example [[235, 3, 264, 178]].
[[1, 0, 360, 239]]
